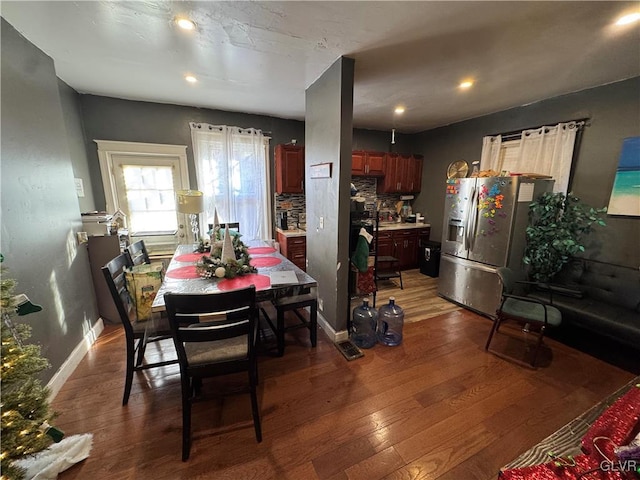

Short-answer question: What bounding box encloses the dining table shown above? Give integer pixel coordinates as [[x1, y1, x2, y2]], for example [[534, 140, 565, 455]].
[[151, 240, 318, 313]]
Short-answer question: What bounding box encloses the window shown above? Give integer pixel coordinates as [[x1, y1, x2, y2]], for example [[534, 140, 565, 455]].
[[96, 140, 190, 254], [190, 124, 271, 240], [480, 121, 583, 193]]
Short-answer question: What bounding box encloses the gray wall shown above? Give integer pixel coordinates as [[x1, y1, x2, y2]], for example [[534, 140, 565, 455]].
[[305, 57, 354, 333], [411, 77, 640, 268], [79, 95, 306, 213], [59, 79, 96, 212], [352, 128, 412, 154], [1, 19, 99, 382]]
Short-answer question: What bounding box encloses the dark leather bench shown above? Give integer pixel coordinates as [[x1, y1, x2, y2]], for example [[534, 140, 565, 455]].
[[527, 258, 640, 349]]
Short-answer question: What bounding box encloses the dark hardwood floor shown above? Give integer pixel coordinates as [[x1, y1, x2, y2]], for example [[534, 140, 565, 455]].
[[53, 270, 635, 480]]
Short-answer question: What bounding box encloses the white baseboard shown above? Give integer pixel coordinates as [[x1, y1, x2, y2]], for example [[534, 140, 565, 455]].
[[47, 318, 104, 401], [317, 312, 348, 343]]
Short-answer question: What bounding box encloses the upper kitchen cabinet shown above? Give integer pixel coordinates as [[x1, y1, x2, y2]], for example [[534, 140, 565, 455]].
[[275, 144, 305, 194], [405, 154, 423, 193], [352, 150, 385, 176], [377, 154, 423, 194]]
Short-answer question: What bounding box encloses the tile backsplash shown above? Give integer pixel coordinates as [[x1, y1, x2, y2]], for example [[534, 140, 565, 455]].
[[275, 177, 405, 229], [275, 193, 305, 229]]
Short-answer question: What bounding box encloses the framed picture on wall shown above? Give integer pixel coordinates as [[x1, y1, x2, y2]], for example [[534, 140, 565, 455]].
[[607, 136, 640, 216]]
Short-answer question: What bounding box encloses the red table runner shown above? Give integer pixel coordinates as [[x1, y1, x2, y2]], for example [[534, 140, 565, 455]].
[[165, 265, 199, 279], [174, 252, 206, 263], [250, 256, 282, 267], [217, 274, 270, 291]]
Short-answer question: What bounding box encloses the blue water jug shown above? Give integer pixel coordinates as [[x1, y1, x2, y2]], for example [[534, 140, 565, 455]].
[[377, 296, 404, 346], [350, 299, 378, 349]]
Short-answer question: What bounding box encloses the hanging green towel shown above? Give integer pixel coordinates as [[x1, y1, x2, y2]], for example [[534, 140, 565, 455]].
[[351, 228, 372, 272]]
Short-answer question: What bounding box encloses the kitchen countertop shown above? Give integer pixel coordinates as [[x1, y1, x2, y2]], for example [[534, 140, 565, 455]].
[[276, 227, 307, 238], [276, 223, 430, 237], [378, 222, 431, 231]]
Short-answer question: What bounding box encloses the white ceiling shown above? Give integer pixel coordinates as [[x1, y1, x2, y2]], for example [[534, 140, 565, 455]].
[[2, 1, 639, 133]]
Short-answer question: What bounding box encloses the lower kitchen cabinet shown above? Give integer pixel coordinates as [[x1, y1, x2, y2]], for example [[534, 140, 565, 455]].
[[276, 232, 307, 271], [373, 228, 426, 270], [392, 229, 418, 270]]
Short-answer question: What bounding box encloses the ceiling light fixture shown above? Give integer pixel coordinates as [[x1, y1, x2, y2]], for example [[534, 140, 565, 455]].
[[394, 106, 405, 115], [176, 17, 196, 30], [615, 12, 640, 25], [185, 75, 198, 83], [459, 80, 474, 89]]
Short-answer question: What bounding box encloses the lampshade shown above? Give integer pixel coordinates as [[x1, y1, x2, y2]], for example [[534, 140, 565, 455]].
[[176, 190, 204, 214]]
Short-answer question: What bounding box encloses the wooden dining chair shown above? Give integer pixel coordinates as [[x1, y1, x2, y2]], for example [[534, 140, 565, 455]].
[[164, 286, 262, 461], [101, 253, 176, 405], [262, 292, 317, 357], [125, 240, 150, 266]]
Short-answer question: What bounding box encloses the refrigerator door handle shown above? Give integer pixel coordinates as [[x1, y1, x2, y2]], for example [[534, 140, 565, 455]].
[[468, 187, 479, 252], [464, 186, 475, 251]]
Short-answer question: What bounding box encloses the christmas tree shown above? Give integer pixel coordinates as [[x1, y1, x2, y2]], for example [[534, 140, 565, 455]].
[[1, 257, 57, 480]]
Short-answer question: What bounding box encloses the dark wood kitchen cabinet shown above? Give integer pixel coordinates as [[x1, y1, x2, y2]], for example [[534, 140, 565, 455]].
[[352, 150, 385, 176], [377, 154, 423, 194], [392, 229, 418, 269], [275, 144, 304, 194], [374, 228, 420, 270], [404, 155, 423, 193], [374, 231, 394, 258], [277, 232, 307, 271]]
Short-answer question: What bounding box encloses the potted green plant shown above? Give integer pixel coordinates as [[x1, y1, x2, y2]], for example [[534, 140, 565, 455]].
[[523, 192, 607, 283]]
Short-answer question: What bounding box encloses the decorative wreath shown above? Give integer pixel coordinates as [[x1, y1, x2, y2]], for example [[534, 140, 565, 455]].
[[195, 234, 257, 279]]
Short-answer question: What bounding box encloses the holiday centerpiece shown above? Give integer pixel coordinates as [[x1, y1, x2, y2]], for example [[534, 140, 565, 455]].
[[196, 226, 257, 279]]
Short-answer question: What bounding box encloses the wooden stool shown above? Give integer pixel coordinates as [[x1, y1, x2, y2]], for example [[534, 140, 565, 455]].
[[271, 293, 317, 356]]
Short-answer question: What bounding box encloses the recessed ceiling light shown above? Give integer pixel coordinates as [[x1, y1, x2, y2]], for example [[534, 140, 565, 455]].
[[394, 106, 405, 114], [459, 80, 474, 89], [185, 75, 197, 83], [615, 12, 640, 25], [176, 17, 196, 30]]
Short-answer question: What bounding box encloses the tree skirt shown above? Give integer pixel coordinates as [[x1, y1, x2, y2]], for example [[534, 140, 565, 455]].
[[14, 433, 93, 479]]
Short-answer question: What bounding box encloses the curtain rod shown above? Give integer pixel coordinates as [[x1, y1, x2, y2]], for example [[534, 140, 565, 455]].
[[492, 118, 590, 141]]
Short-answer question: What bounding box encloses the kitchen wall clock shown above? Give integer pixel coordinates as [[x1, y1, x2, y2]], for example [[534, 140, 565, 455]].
[[446, 160, 469, 179]]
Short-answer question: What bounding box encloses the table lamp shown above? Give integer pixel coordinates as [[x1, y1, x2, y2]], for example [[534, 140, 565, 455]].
[[176, 190, 204, 243]]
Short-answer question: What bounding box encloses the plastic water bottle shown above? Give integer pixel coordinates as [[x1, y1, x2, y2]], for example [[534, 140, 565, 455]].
[[351, 299, 378, 349], [377, 296, 404, 346]]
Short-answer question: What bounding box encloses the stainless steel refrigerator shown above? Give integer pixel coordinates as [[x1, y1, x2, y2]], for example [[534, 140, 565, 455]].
[[437, 176, 553, 317]]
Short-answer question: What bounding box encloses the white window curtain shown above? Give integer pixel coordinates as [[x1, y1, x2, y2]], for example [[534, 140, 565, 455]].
[[480, 121, 580, 193], [190, 123, 271, 240], [480, 135, 502, 172]]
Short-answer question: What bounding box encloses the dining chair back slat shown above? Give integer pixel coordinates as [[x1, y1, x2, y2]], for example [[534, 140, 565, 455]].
[[125, 240, 151, 266]]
